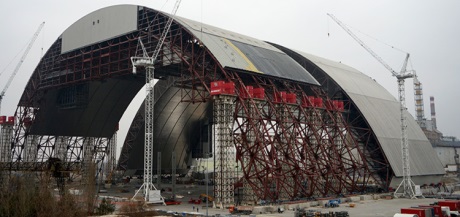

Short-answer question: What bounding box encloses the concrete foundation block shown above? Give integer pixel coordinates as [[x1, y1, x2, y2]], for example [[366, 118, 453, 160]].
[[309, 201, 319, 207], [318, 200, 327, 207], [347, 196, 361, 202], [266, 206, 277, 213], [283, 204, 297, 210], [252, 206, 265, 214], [360, 195, 373, 201], [298, 202, 309, 209], [341, 197, 351, 203]]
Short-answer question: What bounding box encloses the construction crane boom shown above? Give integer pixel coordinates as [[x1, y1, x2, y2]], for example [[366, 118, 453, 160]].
[[327, 14, 399, 77], [0, 22, 45, 115], [152, 0, 181, 61], [328, 13, 417, 199], [131, 0, 182, 203]]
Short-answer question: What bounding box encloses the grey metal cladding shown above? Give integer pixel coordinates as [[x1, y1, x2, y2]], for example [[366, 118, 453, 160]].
[[61, 5, 138, 53], [351, 95, 444, 176], [174, 16, 319, 85], [297, 51, 444, 177], [174, 16, 279, 52], [230, 40, 319, 85]]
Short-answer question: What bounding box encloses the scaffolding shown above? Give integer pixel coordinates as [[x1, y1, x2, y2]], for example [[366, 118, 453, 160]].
[[213, 94, 236, 207], [0, 118, 14, 162], [55, 136, 69, 162], [24, 135, 38, 162], [82, 138, 95, 183], [105, 131, 117, 179]]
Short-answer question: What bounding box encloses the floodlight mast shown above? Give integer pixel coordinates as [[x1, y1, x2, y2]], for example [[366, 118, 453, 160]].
[[327, 13, 417, 198], [131, 0, 182, 203]]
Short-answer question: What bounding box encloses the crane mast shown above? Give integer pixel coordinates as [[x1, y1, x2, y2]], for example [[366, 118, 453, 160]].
[[327, 13, 417, 198], [0, 22, 45, 115], [131, 0, 182, 203]]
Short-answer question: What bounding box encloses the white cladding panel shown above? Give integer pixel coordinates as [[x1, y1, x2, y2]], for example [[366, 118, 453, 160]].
[[298, 51, 445, 178], [433, 146, 458, 166], [61, 5, 138, 53]]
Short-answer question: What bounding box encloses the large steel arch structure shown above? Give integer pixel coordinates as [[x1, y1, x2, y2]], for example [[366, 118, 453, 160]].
[[0, 5, 443, 205]]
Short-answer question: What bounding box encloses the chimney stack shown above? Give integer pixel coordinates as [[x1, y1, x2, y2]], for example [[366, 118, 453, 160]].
[[430, 96, 437, 129]]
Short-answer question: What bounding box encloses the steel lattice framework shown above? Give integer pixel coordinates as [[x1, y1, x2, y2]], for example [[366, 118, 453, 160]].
[[0, 123, 13, 163], [213, 95, 236, 207], [3, 6, 391, 204]]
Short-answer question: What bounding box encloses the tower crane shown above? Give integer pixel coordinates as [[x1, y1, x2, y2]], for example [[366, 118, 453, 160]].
[[327, 14, 417, 198], [131, 0, 182, 203], [0, 22, 45, 115]]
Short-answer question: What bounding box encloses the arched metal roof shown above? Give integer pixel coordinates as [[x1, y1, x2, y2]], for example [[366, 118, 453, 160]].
[[173, 15, 320, 85], [291, 51, 444, 180], [17, 4, 321, 172], [16, 5, 443, 185]]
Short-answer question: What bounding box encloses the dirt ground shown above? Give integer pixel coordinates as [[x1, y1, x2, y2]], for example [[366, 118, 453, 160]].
[[98, 179, 453, 217]]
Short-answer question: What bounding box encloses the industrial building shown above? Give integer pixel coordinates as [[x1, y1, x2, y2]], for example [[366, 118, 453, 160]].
[[417, 95, 460, 173], [0, 5, 444, 206]]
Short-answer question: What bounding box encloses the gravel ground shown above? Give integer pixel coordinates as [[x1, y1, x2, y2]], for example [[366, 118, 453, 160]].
[[155, 197, 441, 217], [101, 180, 446, 217]]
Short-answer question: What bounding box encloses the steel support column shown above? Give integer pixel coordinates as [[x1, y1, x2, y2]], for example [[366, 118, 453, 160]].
[[0, 124, 13, 162], [213, 94, 236, 207], [240, 98, 264, 205]]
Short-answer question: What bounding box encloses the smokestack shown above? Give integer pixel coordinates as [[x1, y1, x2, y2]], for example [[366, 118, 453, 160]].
[[430, 96, 437, 129]]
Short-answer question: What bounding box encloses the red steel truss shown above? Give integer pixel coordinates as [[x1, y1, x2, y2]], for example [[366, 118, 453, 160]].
[[171, 19, 391, 201], [208, 73, 387, 203]]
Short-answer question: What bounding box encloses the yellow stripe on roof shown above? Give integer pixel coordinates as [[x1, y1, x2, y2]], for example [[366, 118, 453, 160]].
[[223, 38, 261, 73]]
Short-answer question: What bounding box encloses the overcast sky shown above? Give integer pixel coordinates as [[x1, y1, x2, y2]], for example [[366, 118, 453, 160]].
[[1, 1, 459, 156]]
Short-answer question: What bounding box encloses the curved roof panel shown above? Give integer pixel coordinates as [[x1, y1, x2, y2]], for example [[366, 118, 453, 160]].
[[297, 51, 444, 177], [61, 5, 138, 53], [59, 5, 319, 86], [174, 16, 319, 85]]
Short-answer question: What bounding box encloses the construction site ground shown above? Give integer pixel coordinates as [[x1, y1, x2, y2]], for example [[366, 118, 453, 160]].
[[98, 178, 457, 217], [154, 197, 440, 217]]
